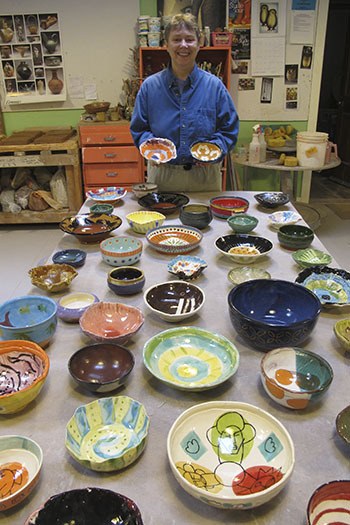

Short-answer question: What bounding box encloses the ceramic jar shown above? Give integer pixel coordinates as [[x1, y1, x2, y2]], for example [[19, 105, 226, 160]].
[[16, 61, 32, 80]]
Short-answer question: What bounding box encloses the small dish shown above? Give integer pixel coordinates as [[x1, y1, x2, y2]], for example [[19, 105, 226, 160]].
[[215, 234, 273, 264], [179, 204, 213, 230], [295, 266, 350, 307], [227, 213, 258, 233], [168, 255, 207, 280], [139, 137, 177, 163], [126, 210, 165, 234], [307, 481, 350, 525], [52, 249, 86, 268], [334, 318, 350, 351], [255, 192, 290, 208], [86, 186, 127, 204], [79, 301, 144, 344], [132, 182, 158, 199], [68, 343, 135, 393], [228, 266, 271, 286], [146, 225, 203, 255], [89, 203, 114, 215], [167, 401, 294, 509], [190, 141, 222, 162], [108, 267, 145, 295], [292, 248, 332, 268], [336, 405, 350, 445], [100, 236, 143, 266], [260, 347, 333, 409], [143, 326, 239, 391], [144, 280, 205, 322], [210, 195, 249, 219], [138, 192, 189, 215], [268, 210, 301, 229], [65, 396, 149, 471], [29, 263, 78, 293], [0, 435, 43, 511], [57, 292, 99, 323], [278, 224, 314, 250], [59, 213, 122, 244]]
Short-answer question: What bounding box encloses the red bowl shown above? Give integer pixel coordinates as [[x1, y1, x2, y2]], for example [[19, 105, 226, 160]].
[[210, 196, 249, 218]]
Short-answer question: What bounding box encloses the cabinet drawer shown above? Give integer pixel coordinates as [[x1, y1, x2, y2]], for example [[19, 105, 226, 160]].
[[82, 146, 139, 163], [83, 164, 142, 185], [80, 126, 133, 145]]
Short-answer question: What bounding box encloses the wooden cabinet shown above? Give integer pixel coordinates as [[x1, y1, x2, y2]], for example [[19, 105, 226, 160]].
[[79, 121, 144, 191]]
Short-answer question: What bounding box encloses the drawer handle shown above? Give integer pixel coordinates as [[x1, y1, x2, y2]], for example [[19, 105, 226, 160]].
[[106, 172, 118, 177], [104, 136, 116, 141], [104, 153, 117, 158]]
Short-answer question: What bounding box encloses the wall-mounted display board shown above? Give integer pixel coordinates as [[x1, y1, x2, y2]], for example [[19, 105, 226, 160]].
[[0, 12, 66, 104]]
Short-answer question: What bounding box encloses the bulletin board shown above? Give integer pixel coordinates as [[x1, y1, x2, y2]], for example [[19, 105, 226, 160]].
[[229, 0, 318, 121], [0, 0, 140, 111]]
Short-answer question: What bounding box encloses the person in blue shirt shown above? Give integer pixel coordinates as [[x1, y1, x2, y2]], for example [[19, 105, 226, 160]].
[[130, 13, 239, 192]]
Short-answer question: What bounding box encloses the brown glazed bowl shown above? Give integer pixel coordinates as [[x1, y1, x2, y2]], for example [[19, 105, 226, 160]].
[[59, 213, 122, 244], [68, 343, 135, 393]]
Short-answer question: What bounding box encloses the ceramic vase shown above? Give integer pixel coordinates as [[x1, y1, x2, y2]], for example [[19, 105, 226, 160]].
[[48, 69, 63, 94], [16, 61, 31, 80]]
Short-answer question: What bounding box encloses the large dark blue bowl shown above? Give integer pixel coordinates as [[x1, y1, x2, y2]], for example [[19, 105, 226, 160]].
[[228, 279, 321, 351]]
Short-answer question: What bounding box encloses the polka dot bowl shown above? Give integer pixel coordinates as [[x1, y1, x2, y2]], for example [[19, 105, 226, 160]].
[[99, 236, 143, 266]]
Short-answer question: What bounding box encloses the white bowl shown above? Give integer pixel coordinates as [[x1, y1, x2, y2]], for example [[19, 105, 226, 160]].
[[268, 210, 302, 230]]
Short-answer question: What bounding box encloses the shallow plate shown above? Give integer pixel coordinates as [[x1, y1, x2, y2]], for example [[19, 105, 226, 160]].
[[292, 248, 332, 268], [138, 192, 189, 215], [295, 266, 350, 307], [255, 192, 290, 208], [139, 137, 177, 163], [168, 255, 207, 280], [86, 187, 127, 204], [268, 210, 301, 230], [228, 266, 271, 286], [52, 249, 86, 268], [190, 142, 222, 162], [143, 327, 239, 390], [146, 225, 202, 255]]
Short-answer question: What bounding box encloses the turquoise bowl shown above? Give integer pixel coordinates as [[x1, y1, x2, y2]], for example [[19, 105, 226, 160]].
[[0, 295, 57, 348], [227, 213, 259, 233], [100, 236, 143, 266], [65, 396, 149, 472], [90, 203, 114, 215], [278, 224, 314, 250]]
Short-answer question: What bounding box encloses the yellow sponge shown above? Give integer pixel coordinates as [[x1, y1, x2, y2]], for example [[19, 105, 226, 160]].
[[284, 156, 298, 167]]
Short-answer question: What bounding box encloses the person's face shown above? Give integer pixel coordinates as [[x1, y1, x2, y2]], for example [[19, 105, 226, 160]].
[[166, 25, 199, 71]]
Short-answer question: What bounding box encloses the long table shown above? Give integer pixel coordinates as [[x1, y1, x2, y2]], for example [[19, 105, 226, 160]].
[[2, 191, 350, 524]]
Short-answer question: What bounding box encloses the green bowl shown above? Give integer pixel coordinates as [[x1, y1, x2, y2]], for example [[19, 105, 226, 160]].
[[334, 318, 350, 351], [90, 203, 114, 215], [227, 213, 258, 233], [278, 224, 314, 250], [292, 248, 332, 268]]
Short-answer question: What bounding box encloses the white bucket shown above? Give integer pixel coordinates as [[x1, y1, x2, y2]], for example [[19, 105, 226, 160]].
[[297, 131, 328, 168]]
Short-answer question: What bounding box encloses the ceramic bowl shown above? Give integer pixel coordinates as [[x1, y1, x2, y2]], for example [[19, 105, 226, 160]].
[[292, 248, 332, 268], [107, 266, 145, 295], [210, 195, 249, 219], [334, 319, 350, 351], [0, 435, 43, 511], [138, 192, 189, 215], [79, 301, 144, 344], [89, 203, 114, 215], [228, 266, 271, 286], [139, 137, 177, 163], [0, 340, 50, 414], [295, 266, 350, 308], [59, 213, 122, 244], [227, 213, 258, 233], [68, 342, 134, 393], [0, 295, 57, 348], [65, 396, 149, 471], [52, 248, 86, 268], [215, 234, 273, 264], [57, 292, 99, 323], [268, 210, 302, 229], [254, 192, 290, 208], [167, 255, 207, 280], [179, 204, 213, 230], [144, 281, 205, 323], [278, 224, 314, 250], [228, 279, 321, 351], [85, 186, 127, 204], [126, 210, 165, 234], [24, 488, 144, 525], [29, 263, 78, 293], [146, 225, 203, 255], [190, 141, 222, 162], [260, 347, 333, 409], [336, 405, 350, 445], [84, 101, 110, 113], [167, 401, 295, 509], [132, 182, 158, 199], [100, 236, 143, 266], [307, 480, 350, 525], [143, 326, 239, 391]]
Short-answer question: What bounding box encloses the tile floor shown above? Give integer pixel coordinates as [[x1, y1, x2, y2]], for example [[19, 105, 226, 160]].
[[1, 176, 349, 303]]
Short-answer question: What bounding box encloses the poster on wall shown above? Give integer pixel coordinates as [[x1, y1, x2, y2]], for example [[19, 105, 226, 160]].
[[0, 13, 66, 105]]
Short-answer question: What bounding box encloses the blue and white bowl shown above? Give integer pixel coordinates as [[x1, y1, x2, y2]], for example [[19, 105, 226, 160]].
[[86, 186, 127, 204], [268, 210, 301, 230]]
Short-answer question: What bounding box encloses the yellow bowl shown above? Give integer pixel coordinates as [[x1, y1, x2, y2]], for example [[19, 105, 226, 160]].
[[28, 263, 78, 293], [126, 210, 165, 234]]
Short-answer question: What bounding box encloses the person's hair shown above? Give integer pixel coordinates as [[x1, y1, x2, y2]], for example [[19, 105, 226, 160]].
[[164, 13, 200, 43]]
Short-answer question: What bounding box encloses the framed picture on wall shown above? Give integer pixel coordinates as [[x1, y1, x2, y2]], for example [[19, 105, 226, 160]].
[[157, 0, 227, 31]]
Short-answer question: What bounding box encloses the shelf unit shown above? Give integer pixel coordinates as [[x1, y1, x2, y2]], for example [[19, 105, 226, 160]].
[[0, 138, 83, 224]]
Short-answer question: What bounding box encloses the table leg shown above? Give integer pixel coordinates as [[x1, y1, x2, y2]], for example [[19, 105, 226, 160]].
[[279, 170, 294, 198], [297, 170, 312, 203]]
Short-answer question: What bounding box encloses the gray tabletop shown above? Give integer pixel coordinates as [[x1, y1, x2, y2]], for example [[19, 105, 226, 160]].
[[2, 191, 350, 525]]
